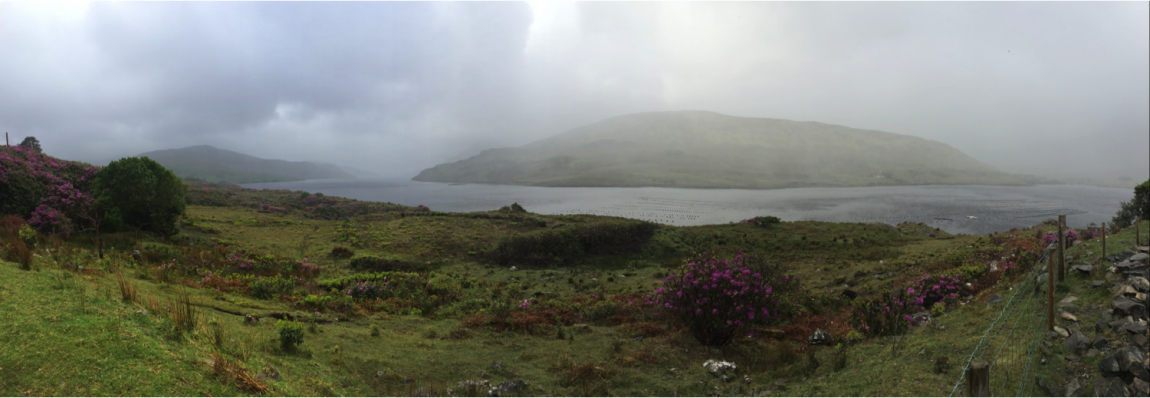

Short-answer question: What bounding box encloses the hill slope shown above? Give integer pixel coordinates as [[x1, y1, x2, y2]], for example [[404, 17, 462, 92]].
[[413, 111, 1026, 189], [140, 145, 354, 183]]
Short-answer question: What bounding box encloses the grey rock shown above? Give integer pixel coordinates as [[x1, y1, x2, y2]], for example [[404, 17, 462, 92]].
[[491, 361, 502, 370], [1036, 376, 1064, 397], [1064, 377, 1083, 397], [1112, 297, 1146, 318], [1063, 332, 1091, 355], [1054, 326, 1070, 338], [1071, 265, 1093, 274], [1064, 355, 1080, 363], [1059, 296, 1079, 307], [1099, 355, 1122, 373], [1132, 334, 1148, 349], [487, 380, 527, 397], [987, 294, 1003, 304], [1130, 253, 1149, 263], [1124, 323, 1147, 335], [1100, 377, 1129, 397], [1132, 378, 1149, 397], [808, 328, 832, 346], [1094, 280, 1107, 288], [633, 336, 644, 342], [1094, 334, 1110, 349], [1086, 348, 1101, 358]]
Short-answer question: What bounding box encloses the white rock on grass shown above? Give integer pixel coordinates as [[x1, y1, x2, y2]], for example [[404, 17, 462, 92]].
[[1053, 326, 1069, 338], [702, 360, 736, 377]]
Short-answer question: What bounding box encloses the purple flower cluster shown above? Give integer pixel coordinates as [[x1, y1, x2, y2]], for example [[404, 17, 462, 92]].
[[1042, 230, 1079, 249], [1, 146, 100, 235], [646, 251, 799, 346], [906, 273, 967, 309], [258, 203, 286, 213]]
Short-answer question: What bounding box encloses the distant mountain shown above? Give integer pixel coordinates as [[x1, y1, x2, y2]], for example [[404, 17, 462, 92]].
[[413, 111, 1028, 189], [139, 145, 354, 184]]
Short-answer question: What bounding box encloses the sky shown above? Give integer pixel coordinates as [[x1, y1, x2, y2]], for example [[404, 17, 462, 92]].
[[1, 1, 1147, 181]]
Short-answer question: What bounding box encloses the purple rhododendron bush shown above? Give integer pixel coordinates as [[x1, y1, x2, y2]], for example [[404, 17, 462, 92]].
[[0, 145, 100, 235], [647, 251, 802, 346]]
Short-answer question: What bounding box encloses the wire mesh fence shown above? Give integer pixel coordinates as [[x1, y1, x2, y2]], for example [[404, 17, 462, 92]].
[[948, 243, 1055, 397]]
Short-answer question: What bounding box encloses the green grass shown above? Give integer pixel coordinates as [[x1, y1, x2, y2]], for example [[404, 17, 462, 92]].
[[3, 182, 1146, 396]]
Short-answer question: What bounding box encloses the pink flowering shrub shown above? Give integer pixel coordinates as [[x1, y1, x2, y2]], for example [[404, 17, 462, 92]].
[[848, 290, 927, 338], [0, 146, 99, 234], [906, 273, 968, 309], [646, 251, 800, 346], [28, 204, 72, 235], [1042, 230, 1078, 249], [851, 273, 965, 338]]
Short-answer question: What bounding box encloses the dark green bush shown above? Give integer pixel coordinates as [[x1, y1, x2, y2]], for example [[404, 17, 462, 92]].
[[348, 255, 424, 272], [93, 156, 188, 237], [486, 220, 656, 265], [276, 319, 305, 351]]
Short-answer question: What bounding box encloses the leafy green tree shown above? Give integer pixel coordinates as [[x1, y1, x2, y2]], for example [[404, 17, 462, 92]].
[[18, 136, 41, 152], [92, 156, 188, 237], [1113, 179, 1150, 228]]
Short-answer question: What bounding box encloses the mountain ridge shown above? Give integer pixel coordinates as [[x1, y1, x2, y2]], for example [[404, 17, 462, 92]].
[[413, 110, 1026, 189], [139, 145, 355, 184]]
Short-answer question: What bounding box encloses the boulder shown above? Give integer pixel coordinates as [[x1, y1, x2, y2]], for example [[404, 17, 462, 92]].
[[1131, 252, 1149, 263], [1071, 265, 1093, 274], [1062, 332, 1091, 355], [1096, 377, 1129, 397], [1064, 377, 1083, 397], [1094, 280, 1107, 288], [1100, 346, 1149, 382], [1086, 348, 1101, 358], [1124, 323, 1147, 335], [808, 328, 832, 346], [1133, 378, 1150, 397], [987, 294, 1003, 304], [1133, 334, 1148, 349], [1094, 334, 1110, 349], [1129, 276, 1150, 293], [1112, 297, 1146, 318]]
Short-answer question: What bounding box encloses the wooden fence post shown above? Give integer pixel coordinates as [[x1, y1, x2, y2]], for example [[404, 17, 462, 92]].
[[1048, 248, 1055, 331], [965, 358, 990, 396], [1057, 215, 1066, 282], [1102, 221, 1107, 262]]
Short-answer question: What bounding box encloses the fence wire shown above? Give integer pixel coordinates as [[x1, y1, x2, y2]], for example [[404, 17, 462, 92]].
[[948, 243, 1055, 397]]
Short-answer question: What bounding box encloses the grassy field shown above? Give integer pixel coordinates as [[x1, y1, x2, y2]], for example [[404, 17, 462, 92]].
[[2, 182, 1146, 396]]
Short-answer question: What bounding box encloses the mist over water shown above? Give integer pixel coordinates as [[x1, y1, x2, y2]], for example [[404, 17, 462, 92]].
[[240, 179, 1133, 235]]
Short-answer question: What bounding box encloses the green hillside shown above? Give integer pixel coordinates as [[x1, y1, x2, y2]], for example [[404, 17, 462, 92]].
[[413, 111, 1028, 189], [140, 145, 354, 184]]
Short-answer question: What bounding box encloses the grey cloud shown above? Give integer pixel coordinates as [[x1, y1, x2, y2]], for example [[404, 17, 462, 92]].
[[0, 2, 1144, 181]]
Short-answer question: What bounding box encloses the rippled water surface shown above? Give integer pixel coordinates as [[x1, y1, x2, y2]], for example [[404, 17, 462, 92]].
[[241, 179, 1132, 235]]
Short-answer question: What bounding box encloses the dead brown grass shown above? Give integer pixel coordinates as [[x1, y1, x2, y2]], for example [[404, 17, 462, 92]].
[[114, 267, 138, 303], [171, 287, 198, 332], [209, 353, 268, 394]]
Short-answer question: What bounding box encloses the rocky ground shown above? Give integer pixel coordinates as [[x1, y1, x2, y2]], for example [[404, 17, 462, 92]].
[[1036, 250, 1149, 397]]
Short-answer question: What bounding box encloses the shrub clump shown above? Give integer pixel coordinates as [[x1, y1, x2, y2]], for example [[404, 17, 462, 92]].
[[486, 220, 656, 265], [276, 319, 305, 351], [740, 216, 781, 227], [646, 251, 800, 346], [348, 255, 423, 272], [330, 246, 355, 259]]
